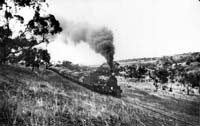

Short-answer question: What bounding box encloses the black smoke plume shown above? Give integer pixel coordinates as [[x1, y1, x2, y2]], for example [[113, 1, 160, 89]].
[[62, 21, 115, 69]]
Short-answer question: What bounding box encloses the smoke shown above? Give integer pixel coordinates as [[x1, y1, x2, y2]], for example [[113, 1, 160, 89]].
[[62, 21, 115, 68]]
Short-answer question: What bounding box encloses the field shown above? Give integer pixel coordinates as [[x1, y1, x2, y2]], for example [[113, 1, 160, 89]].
[[118, 77, 200, 125], [0, 64, 200, 126]]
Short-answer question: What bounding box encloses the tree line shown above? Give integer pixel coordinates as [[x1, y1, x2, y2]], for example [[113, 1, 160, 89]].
[[117, 54, 200, 95]]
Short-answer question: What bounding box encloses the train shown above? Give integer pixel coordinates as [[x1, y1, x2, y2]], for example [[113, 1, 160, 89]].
[[48, 66, 122, 97]]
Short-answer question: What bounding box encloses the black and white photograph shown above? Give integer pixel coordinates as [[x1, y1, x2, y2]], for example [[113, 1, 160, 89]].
[[0, 0, 200, 126]]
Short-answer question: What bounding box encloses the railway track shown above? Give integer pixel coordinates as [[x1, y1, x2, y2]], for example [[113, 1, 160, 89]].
[[122, 97, 199, 126], [48, 67, 200, 126]]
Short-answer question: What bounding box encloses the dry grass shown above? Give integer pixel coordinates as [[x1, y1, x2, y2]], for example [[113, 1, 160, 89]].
[[0, 65, 146, 126], [118, 77, 200, 125], [0, 65, 188, 126]]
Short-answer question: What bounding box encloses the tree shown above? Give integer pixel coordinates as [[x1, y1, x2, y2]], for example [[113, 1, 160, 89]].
[[148, 69, 159, 92], [148, 67, 169, 92], [0, 0, 62, 69], [184, 71, 200, 94], [21, 48, 50, 71]]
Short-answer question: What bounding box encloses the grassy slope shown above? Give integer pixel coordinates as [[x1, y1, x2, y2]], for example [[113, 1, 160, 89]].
[[119, 80, 200, 124], [0, 65, 198, 126]]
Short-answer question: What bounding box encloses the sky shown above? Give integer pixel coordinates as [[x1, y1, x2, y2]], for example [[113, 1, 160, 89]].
[[46, 0, 200, 65]]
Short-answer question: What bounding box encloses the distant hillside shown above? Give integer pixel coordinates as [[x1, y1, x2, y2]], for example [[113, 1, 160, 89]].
[[118, 52, 200, 66]]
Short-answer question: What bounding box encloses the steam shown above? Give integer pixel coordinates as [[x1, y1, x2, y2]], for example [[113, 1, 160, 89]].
[[62, 21, 115, 69]]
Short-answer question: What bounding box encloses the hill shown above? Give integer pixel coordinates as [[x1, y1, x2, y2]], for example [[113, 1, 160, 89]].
[[0, 65, 163, 126], [118, 52, 200, 66], [0, 64, 199, 126]]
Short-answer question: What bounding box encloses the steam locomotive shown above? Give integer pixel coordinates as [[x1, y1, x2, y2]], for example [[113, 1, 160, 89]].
[[48, 67, 122, 97], [92, 73, 122, 97]]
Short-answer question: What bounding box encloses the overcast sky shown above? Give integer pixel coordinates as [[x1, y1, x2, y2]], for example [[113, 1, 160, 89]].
[[47, 0, 200, 65]]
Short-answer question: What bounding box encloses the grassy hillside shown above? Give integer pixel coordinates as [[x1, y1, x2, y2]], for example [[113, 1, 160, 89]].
[[0, 65, 161, 126], [0, 65, 199, 126]]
